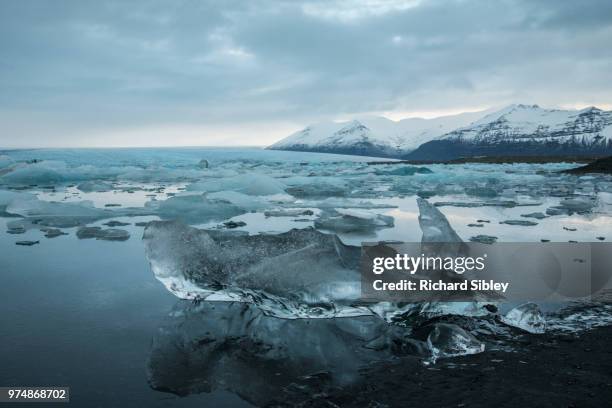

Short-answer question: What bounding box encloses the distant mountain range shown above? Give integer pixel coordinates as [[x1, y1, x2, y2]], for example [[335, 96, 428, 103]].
[[267, 104, 612, 160]]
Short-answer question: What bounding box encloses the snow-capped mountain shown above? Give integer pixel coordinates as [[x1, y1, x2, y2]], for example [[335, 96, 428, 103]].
[[267, 111, 488, 158], [269, 104, 612, 160], [406, 104, 612, 160]]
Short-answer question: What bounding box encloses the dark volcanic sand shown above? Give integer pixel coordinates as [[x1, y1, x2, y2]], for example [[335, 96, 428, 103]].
[[269, 326, 612, 408]]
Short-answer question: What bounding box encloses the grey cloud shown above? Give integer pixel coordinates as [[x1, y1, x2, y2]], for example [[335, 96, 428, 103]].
[[0, 0, 611, 147]]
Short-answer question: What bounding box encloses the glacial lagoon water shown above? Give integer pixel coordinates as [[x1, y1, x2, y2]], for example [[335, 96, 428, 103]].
[[1, 147, 612, 406]]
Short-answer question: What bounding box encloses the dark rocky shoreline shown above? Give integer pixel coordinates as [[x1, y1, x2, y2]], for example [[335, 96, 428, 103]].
[[269, 326, 612, 408]]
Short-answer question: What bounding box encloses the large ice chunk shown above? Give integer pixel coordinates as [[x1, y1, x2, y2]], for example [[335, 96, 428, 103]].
[[143, 221, 365, 318]]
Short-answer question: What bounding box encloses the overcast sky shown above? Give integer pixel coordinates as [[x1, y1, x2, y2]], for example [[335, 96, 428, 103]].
[[1, 0, 612, 148]]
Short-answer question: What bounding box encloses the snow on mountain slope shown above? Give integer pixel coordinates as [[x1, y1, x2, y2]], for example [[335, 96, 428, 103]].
[[438, 104, 612, 144], [267, 110, 487, 158], [405, 104, 612, 160]]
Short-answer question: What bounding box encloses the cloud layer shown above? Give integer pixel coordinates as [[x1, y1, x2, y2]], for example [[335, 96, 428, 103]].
[[1, 0, 612, 147]]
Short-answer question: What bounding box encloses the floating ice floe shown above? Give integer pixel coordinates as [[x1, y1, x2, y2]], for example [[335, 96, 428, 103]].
[[76, 226, 130, 241], [264, 209, 315, 217], [284, 176, 349, 198], [77, 181, 114, 193], [521, 212, 547, 219], [500, 302, 546, 334], [557, 196, 598, 214], [292, 197, 397, 210], [469, 235, 498, 244], [500, 220, 538, 226], [149, 193, 247, 224], [374, 166, 432, 176], [186, 173, 286, 196], [5, 195, 151, 227]]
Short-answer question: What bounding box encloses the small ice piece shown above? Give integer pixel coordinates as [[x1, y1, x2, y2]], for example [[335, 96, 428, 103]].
[[546, 207, 570, 216], [314, 209, 394, 233], [521, 212, 547, 220], [6, 219, 26, 234], [417, 198, 462, 243], [103, 220, 130, 227], [223, 220, 246, 229], [426, 323, 485, 361], [16, 240, 40, 246], [469, 235, 498, 244], [500, 220, 538, 226], [264, 209, 314, 217], [186, 173, 286, 196], [197, 159, 209, 169], [41, 228, 68, 238], [76, 226, 130, 241], [500, 302, 546, 334]]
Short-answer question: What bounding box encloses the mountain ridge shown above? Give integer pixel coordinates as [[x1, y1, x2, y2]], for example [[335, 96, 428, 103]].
[[267, 104, 612, 160]]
